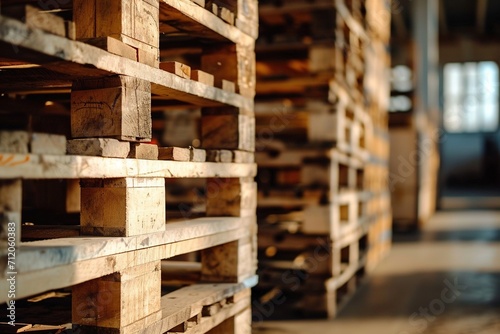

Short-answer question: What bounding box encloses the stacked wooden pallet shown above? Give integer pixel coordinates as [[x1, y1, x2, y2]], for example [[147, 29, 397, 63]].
[[252, 0, 391, 319], [0, 1, 258, 333]]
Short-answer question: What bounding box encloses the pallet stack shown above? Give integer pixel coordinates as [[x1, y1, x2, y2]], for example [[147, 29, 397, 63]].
[[0, 1, 258, 333], [252, 0, 391, 319]]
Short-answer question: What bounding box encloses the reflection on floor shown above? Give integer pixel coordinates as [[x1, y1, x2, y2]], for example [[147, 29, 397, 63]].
[[253, 210, 500, 334]]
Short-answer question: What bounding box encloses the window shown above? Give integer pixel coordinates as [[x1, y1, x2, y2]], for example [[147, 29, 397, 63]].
[[389, 65, 413, 113], [443, 61, 499, 133]]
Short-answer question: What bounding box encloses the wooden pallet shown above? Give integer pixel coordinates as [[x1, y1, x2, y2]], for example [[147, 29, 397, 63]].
[[0, 1, 258, 333]]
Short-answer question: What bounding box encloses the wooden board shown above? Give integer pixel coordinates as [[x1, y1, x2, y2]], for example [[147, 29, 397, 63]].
[[0, 15, 252, 110], [0, 154, 256, 179], [0, 217, 255, 301]]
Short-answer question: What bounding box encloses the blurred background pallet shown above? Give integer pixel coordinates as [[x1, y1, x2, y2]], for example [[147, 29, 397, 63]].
[[251, 0, 392, 320]]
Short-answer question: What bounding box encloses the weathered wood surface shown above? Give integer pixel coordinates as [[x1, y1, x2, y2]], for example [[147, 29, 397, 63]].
[[0, 217, 255, 301], [0, 154, 256, 179], [0, 15, 252, 110]]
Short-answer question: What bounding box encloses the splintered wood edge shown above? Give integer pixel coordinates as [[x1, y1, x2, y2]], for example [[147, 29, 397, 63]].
[[0, 15, 252, 111], [0, 153, 257, 179]]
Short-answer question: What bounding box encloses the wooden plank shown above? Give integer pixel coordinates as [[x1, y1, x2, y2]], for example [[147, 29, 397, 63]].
[[159, 0, 254, 45], [4, 221, 253, 302], [7, 217, 253, 276], [128, 143, 159, 160], [30, 133, 66, 155], [25, 5, 66, 37], [0, 131, 29, 154], [219, 7, 235, 25], [0, 154, 256, 179], [82, 36, 138, 61], [201, 111, 255, 151], [158, 147, 206, 162], [73, 261, 162, 330], [160, 61, 192, 79], [149, 277, 256, 333], [206, 150, 232, 163], [67, 138, 131, 158], [158, 147, 190, 161], [0, 15, 252, 110], [201, 44, 255, 98], [80, 177, 165, 236], [191, 70, 215, 86], [71, 75, 152, 141], [221, 79, 236, 93], [206, 178, 256, 218], [201, 238, 255, 283]]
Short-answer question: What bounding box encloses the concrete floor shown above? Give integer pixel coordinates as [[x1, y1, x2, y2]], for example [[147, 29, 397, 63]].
[[253, 211, 500, 334]]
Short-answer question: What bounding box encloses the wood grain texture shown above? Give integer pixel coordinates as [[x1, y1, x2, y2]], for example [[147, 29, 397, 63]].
[[128, 143, 159, 160], [67, 138, 131, 158], [0, 154, 256, 179], [72, 261, 162, 329], [2, 218, 254, 301], [80, 177, 165, 237], [160, 61, 192, 79], [71, 75, 152, 141]]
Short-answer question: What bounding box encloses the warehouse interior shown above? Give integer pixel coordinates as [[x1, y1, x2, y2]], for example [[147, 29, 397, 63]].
[[0, 0, 499, 333]]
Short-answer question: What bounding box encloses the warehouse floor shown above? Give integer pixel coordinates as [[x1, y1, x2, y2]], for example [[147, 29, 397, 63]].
[[253, 210, 500, 333]]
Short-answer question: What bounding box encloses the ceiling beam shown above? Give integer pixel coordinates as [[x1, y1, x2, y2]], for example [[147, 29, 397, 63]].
[[476, 0, 488, 34]]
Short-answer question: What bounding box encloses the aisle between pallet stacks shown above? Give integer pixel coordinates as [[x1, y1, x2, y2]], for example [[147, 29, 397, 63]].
[[253, 210, 500, 334]]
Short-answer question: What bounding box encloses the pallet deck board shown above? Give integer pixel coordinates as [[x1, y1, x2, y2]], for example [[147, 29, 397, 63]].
[[1, 218, 255, 301], [0, 153, 256, 179], [0, 15, 252, 110], [160, 0, 254, 45]]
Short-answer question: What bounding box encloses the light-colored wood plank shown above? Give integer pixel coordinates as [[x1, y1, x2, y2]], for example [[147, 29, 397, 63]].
[[82, 36, 138, 61], [5, 222, 253, 301], [0, 131, 29, 154], [67, 138, 131, 158], [81, 177, 165, 236], [221, 79, 236, 93], [191, 70, 215, 86], [6, 216, 254, 276], [25, 5, 66, 37], [160, 61, 192, 79], [0, 154, 257, 179], [71, 75, 152, 141], [73, 261, 162, 330], [219, 7, 235, 25], [128, 143, 159, 160], [30, 133, 66, 155], [0, 15, 252, 110], [158, 147, 190, 161]]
